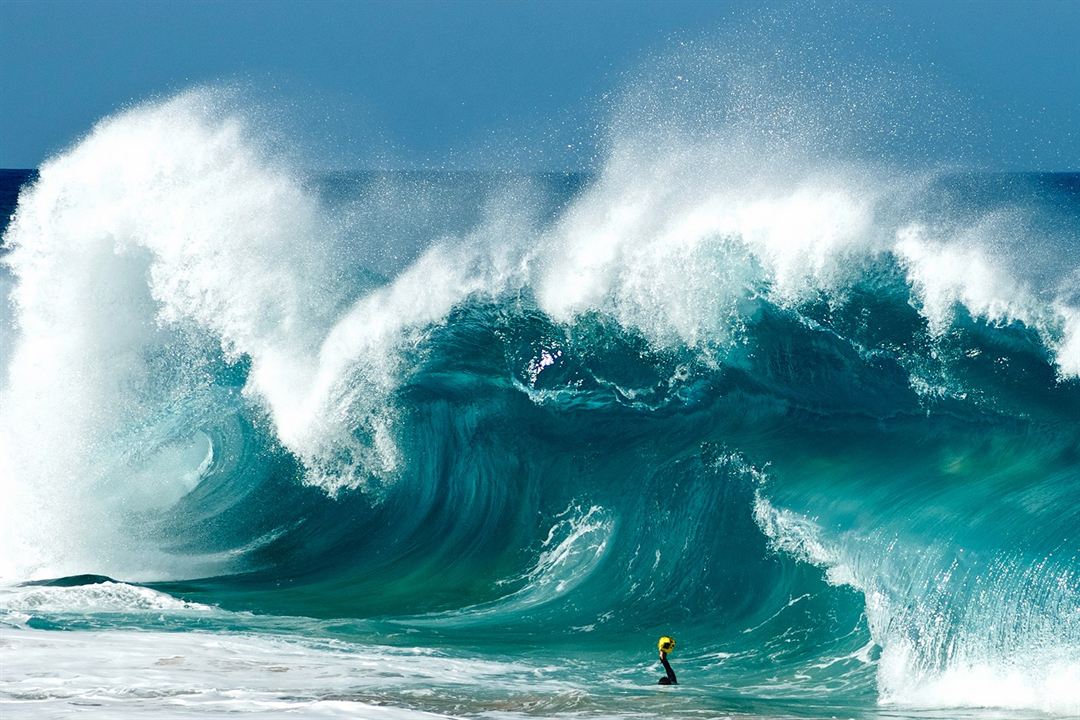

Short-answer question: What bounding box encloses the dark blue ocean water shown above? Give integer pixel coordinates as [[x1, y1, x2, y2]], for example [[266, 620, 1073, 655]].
[[0, 95, 1078, 719]]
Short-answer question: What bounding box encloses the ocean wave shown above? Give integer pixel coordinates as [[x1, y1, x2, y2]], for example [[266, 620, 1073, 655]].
[[1, 89, 1078, 715]]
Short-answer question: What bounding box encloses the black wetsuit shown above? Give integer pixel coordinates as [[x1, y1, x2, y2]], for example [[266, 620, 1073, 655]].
[[658, 654, 677, 685]]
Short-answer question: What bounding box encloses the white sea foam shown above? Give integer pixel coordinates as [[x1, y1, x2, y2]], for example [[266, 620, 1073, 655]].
[[531, 137, 1080, 379], [0, 581, 217, 617], [534, 145, 882, 351], [878, 643, 1080, 715], [1056, 309, 1080, 377], [0, 625, 574, 719], [895, 223, 1080, 379]]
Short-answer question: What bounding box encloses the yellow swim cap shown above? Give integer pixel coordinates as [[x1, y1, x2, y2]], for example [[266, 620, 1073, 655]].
[[658, 636, 676, 653]]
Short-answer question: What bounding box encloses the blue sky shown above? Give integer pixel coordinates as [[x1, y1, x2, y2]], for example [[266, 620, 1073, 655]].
[[2, 0, 1078, 170]]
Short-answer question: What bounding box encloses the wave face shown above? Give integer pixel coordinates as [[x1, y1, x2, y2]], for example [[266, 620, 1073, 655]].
[[1, 90, 1079, 718]]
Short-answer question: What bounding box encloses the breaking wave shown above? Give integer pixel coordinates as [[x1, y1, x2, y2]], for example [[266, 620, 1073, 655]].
[[1, 82, 1078, 716]]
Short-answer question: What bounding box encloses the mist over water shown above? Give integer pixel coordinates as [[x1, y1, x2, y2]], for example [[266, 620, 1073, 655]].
[[2, 29, 1079, 720]]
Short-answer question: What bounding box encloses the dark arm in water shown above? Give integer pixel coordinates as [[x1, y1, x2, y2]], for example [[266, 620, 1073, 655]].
[[658, 651, 677, 685]]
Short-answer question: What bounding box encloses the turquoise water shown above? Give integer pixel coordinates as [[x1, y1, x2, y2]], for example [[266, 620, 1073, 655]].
[[0, 89, 1078, 719]]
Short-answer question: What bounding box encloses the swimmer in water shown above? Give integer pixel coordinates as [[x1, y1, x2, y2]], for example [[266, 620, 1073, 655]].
[[657, 636, 677, 685]]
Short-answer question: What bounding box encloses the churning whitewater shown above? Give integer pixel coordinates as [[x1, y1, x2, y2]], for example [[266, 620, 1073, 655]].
[[1, 87, 1078, 719]]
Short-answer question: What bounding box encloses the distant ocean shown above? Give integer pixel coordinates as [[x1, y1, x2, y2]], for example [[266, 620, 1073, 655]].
[[1, 89, 1078, 719]]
